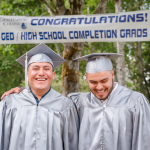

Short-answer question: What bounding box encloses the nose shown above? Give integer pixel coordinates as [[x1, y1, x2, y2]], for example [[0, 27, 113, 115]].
[[96, 83, 103, 90], [38, 68, 45, 76]]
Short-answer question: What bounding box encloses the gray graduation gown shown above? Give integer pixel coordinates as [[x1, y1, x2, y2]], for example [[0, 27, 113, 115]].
[[68, 83, 150, 150], [0, 88, 79, 150]]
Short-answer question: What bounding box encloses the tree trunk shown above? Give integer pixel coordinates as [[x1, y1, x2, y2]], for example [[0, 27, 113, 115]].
[[115, 0, 125, 86], [134, 42, 145, 94], [62, 43, 83, 96]]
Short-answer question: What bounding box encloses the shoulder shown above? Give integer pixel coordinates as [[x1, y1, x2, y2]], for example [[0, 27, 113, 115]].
[[3, 89, 35, 108], [68, 92, 90, 107], [3, 93, 18, 109], [68, 92, 89, 100], [48, 88, 76, 112], [110, 84, 148, 107], [109, 84, 133, 106], [129, 91, 149, 107]]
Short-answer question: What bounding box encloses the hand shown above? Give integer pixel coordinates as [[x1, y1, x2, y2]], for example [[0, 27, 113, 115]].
[[1, 87, 23, 100]]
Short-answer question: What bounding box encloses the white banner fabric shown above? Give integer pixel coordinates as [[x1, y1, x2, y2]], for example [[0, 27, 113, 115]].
[[0, 10, 150, 44]]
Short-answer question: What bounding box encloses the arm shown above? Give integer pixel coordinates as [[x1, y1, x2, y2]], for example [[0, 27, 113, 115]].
[[62, 102, 79, 150], [131, 94, 150, 150], [1, 87, 23, 100], [67, 92, 82, 114], [0, 100, 6, 150]]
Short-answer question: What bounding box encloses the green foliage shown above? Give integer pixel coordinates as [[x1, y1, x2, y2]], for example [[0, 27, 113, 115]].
[[65, 0, 70, 9]]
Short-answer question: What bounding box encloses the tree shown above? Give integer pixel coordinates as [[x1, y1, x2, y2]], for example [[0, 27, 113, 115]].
[[39, 0, 108, 96], [115, 0, 125, 86]]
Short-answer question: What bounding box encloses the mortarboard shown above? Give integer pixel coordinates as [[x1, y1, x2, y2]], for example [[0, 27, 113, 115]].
[[74, 53, 123, 73], [16, 43, 65, 91]]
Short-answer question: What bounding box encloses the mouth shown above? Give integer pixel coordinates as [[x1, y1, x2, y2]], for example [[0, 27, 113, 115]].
[[95, 89, 106, 95], [36, 78, 47, 81]]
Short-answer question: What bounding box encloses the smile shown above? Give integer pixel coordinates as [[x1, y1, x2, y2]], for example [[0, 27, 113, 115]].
[[36, 79, 46, 81]]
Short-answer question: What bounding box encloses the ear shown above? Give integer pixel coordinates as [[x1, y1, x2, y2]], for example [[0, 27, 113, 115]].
[[52, 72, 55, 80], [84, 73, 88, 82], [112, 70, 114, 80]]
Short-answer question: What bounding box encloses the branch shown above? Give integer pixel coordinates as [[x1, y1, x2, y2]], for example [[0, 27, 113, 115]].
[[55, 0, 66, 15], [93, 0, 108, 14], [84, 43, 89, 47], [144, 45, 150, 67], [40, 0, 56, 16], [55, 43, 63, 57]]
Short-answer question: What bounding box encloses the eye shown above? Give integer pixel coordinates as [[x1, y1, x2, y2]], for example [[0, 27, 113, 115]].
[[33, 68, 38, 70], [90, 81, 97, 84], [45, 67, 50, 70], [101, 80, 107, 83]]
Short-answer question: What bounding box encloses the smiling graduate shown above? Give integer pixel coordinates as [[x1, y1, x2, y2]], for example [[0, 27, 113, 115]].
[[0, 43, 79, 150], [68, 53, 150, 150]]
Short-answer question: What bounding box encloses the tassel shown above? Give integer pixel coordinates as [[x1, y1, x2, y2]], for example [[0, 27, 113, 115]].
[[25, 53, 30, 92]]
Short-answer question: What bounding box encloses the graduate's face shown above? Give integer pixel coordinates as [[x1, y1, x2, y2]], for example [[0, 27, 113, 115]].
[[85, 70, 114, 100], [28, 62, 55, 92]]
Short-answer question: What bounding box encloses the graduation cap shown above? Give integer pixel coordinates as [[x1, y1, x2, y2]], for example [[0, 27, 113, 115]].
[[74, 53, 123, 73], [16, 43, 65, 91]]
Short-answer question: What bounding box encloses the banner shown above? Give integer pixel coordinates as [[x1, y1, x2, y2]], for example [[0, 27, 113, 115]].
[[0, 10, 150, 44]]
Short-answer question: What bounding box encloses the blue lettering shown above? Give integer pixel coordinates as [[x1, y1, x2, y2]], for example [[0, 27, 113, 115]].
[[120, 29, 125, 38], [131, 29, 136, 37], [38, 19, 45, 25], [10, 32, 14, 40], [45, 19, 53, 25], [143, 28, 147, 37], [6, 32, 9, 40], [39, 32, 43, 40], [95, 30, 99, 38], [58, 32, 62, 39], [99, 30, 103, 38], [119, 15, 126, 22], [107, 30, 111, 38], [93, 17, 98, 24], [136, 13, 144, 22], [44, 32, 48, 40], [1, 33, 5, 40], [85, 17, 92, 24], [69, 31, 74, 39], [78, 18, 84, 24], [31, 19, 38, 25], [79, 31, 85, 39], [62, 32, 67, 39], [74, 31, 78, 39], [127, 14, 135, 22], [61, 18, 68, 25], [112, 30, 117, 38], [137, 29, 142, 37], [69, 18, 76, 24], [53, 32, 57, 39], [126, 29, 130, 37], [108, 16, 115, 23], [85, 30, 89, 38], [48, 32, 53, 39], [28, 32, 32, 40], [21, 32, 25, 40], [100, 17, 107, 23], [90, 31, 94, 38], [115, 16, 118, 23], [32, 32, 37, 40], [104, 30, 107, 38], [54, 19, 61, 25]]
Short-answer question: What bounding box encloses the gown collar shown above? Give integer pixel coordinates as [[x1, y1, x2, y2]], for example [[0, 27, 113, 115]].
[[30, 86, 51, 105]]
